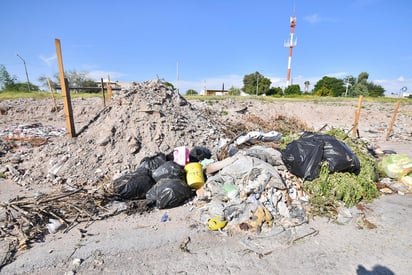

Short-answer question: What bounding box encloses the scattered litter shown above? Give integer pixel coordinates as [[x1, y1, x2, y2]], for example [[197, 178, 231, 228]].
[[46, 218, 63, 234], [235, 130, 282, 146], [0, 123, 66, 140], [179, 236, 191, 253], [0, 79, 410, 269], [207, 216, 227, 231], [48, 155, 69, 176], [380, 154, 412, 179], [161, 213, 169, 222], [184, 162, 205, 189], [72, 258, 83, 267], [173, 146, 190, 166], [401, 175, 412, 186]]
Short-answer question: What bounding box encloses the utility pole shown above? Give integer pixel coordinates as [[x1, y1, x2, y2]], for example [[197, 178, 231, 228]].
[[344, 79, 351, 97], [16, 54, 31, 92], [256, 73, 259, 96]]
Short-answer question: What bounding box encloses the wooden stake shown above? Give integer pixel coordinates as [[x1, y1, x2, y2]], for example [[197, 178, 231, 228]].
[[55, 39, 76, 138], [47, 78, 58, 112], [352, 95, 363, 136], [101, 78, 106, 107], [386, 100, 401, 140], [107, 74, 112, 102]]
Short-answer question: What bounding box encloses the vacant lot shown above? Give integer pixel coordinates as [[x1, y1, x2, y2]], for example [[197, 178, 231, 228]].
[[1, 83, 412, 274]]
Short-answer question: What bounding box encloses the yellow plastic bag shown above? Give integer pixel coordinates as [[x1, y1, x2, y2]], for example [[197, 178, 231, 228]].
[[381, 154, 412, 179]]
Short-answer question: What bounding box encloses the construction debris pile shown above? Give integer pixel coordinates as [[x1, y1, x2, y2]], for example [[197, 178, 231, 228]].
[[0, 80, 227, 187], [0, 79, 412, 266]]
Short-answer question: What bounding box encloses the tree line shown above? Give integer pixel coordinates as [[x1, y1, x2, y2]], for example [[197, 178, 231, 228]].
[[0, 65, 98, 93], [188, 71, 386, 97], [237, 71, 385, 97], [1, 63, 386, 97]]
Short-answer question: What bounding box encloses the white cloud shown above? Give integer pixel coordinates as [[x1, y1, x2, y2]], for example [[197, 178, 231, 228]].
[[86, 70, 127, 81], [303, 13, 337, 25], [374, 76, 412, 94], [39, 54, 57, 66], [304, 14, 321, 24]]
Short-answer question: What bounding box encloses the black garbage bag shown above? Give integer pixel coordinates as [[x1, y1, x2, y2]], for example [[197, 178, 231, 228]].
[[146, 178, 195, 209], [152, 161, 185, 182], [113, 167, 156, 199], [139, 153, 167, 172], [189, 146, 212, 162], [302, 132, 360, 175], [281, 132, 361, 181], [281, 136, 324, 181]]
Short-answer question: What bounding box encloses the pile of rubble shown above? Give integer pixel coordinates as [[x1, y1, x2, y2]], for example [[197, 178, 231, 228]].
[[0, 80, 228, 187]]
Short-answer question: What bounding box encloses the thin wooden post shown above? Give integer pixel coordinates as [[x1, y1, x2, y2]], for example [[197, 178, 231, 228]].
[[47, 78, 58, 112], [386, 100, 401, 140], [55, 38, 76, 138], [101, 78, 106, 107], [352, 95, 363, 136], [107, 74, 112, 102]]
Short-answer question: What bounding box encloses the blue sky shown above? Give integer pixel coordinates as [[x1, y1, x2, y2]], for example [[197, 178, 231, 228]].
[[1, 0, 411, 95]]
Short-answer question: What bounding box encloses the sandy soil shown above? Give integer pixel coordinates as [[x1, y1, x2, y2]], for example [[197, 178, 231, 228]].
[[0, 86, 412, 274]]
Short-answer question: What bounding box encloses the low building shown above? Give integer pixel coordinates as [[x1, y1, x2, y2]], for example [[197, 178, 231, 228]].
[[204, 89, 229, 96]]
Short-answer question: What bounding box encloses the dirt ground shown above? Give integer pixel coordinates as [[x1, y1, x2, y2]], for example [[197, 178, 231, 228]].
[[1, 83, 412, 274]]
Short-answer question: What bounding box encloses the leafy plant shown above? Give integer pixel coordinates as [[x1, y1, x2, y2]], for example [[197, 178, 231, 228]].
[[303, 128, 379, 216]]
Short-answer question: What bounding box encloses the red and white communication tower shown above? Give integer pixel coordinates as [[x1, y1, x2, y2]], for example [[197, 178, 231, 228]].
[[284, 16, 297, 87]]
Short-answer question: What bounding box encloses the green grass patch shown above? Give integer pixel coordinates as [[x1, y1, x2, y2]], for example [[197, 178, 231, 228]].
[[0, 90, 102, 100]]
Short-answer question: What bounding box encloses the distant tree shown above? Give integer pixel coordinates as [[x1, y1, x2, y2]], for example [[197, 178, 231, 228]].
[[1, 65, 39, 91], [284, 84, 301, 95], [314, 86, 333, 96], [242, 72, 271, 95], [0, 65, 17, 90], [39, 70, 98, 93], [186, 89, 198, 95], [6, 82, 39, 92], [351, 82, 369, 96], [357, 72, 369, 84], [228, 86, 241, 96], [267, 86, 283, 96], [349, 72, 385, 97], [313, 76, 345, 97], [367, 82, 385, 97], [38, 75, 57, 90], [258, 77, 271, 95], [304, 80, 310, 92]]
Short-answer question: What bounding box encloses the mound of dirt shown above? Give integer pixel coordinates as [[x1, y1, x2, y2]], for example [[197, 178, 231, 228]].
[[0, 80, 228, 189]]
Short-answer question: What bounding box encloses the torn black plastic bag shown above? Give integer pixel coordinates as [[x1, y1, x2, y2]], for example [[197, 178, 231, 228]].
[[152, 161, 185, 182], [113, 167, 156, 199], [281, 132, 361, 181], [281, 137, 324, 181], [146, 178, 195, 209]]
